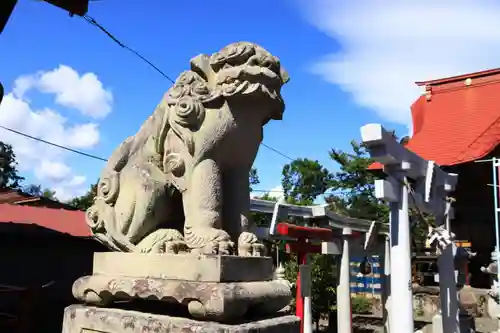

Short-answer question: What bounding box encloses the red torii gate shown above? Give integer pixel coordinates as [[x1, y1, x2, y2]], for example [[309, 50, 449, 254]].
[[274, 222, 363, 333]]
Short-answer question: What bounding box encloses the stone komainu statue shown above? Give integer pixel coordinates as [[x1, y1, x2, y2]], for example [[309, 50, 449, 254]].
[[85, 42, 289, 256]]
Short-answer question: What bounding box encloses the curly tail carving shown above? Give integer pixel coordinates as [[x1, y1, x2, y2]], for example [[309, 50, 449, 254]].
[[85, 171, 138, 252], [96, 172, 120, 204]]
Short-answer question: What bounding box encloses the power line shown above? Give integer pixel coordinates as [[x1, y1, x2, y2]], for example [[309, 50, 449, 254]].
[[260, 143, 293, 161], [82, 15, 176, 84], [0, 125, 107, 161]]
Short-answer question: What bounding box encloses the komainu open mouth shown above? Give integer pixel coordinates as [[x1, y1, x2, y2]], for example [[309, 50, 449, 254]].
[[211, 42, 288, 91]]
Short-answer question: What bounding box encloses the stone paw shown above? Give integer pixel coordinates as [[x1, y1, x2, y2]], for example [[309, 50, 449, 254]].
[[135, 228, 185, 254], [184, 227, 235, 255], [194, 239, 235, 255], [162, 240, 190, 254], [238, 231, 265, 257], [215, 239, 235, 255]]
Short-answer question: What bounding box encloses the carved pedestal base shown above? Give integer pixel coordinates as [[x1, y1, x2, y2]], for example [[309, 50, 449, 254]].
[[62, 305, 300, 333], [72, 274, 292, 322]]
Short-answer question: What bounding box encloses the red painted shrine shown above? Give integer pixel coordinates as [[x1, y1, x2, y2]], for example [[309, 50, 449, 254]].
[[371, 68, 500, 287]]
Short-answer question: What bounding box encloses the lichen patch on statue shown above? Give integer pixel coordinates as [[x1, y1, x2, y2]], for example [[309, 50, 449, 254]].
[[85, 42, 289, 256]]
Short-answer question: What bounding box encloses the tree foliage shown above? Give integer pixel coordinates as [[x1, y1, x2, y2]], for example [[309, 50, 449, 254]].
[[68, 182, 98, 211], [249, 167, 259, 192], [282, 158, 333, 205], [23, 184, 57, 199], [328, 140, 434, 248], [327, 140, 389, 221], [0, 141, 24, 189]]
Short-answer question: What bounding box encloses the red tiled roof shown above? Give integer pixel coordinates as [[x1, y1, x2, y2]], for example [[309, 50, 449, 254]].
[[369, 68, 500, 169], [0, 204, 90, 237]]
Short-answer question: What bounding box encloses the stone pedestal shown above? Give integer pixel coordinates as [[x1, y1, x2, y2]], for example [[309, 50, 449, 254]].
[[62, 305, 300, 333], [62, 252, 298, 333]]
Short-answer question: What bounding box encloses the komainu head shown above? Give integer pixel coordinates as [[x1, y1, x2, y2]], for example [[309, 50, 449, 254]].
[[164, 42, 290, 124]]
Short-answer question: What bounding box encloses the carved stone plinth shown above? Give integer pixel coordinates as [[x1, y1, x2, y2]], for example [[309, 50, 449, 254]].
[[72, 274, 292, 322], [93, 252, 274, 282], [62, 305, 300, 333]]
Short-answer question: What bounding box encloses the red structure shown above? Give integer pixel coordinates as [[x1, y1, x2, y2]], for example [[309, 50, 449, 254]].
[[0, 189, 79, 210], [370, 68, 500, 287], [0, 204, 103, 333], [275, 222, 334, 333], [0, 203, 91, 237], [275, 222, 363, 332], [371, 68, 500, 169]]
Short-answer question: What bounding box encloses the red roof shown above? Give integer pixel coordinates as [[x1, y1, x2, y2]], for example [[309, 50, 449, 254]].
[[0, 190, 39, 204], [0, 189, 78, 210], [370, 68, 500, 169], [0, 204, 90, 237]]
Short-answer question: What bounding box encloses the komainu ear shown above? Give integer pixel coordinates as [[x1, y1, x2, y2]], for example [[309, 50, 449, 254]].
[[190, 54, 214, 85]]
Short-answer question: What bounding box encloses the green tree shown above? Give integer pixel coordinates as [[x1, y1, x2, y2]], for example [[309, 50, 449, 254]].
[[328, 140, 389, 221], [0, 141, 24, 189], [282, 158, 333, 205], [68, 182, 97, 211], [23, 184, 57, 199], [328, 140, 433, 249], [249, 167, 259, 192]]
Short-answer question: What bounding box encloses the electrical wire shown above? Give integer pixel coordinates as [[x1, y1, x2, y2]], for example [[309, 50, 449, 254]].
[[0, 125, 107, 162], [82, 15, 176, 84], [260, 143, 293, 161]]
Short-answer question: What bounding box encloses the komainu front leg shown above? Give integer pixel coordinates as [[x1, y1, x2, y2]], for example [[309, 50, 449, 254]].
[[183, 159, 234, 255], [222, 168, 265, 257]]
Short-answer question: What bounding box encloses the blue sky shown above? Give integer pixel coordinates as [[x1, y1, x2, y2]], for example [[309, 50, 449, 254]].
[[1, 0, 498, 200]]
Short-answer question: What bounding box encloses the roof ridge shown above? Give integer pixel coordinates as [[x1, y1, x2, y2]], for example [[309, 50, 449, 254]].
[[0, 203, 82, 213], [416, 68, 500, 87]]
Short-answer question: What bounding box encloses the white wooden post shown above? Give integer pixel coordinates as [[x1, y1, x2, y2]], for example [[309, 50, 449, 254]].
[[337, 227, 352, 333], [382, 234, 391, 333], [361, 123, 459, 333]]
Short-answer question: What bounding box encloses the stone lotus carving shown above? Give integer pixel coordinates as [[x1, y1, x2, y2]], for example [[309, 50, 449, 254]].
[[71, 275, 292, 321], [85, 42, 289, 256]]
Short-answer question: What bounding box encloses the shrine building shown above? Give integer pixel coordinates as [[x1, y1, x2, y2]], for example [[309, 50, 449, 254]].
[[373, 68, 500, 287]]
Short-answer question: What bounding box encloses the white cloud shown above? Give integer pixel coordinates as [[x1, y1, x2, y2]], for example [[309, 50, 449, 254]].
[[300, 0, 500, 127], [13, 65, 112, 119], [35, 160, 72, 183], [0, 65, 112, 200], [266, 185, 285, 200]]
